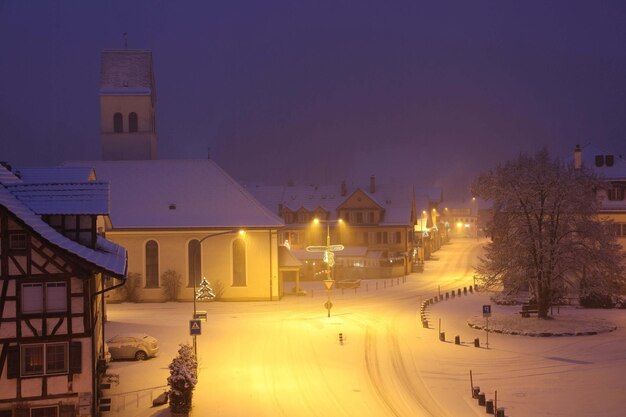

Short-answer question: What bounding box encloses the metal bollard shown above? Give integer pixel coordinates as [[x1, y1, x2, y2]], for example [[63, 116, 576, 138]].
[[472, 386, 480, 398], [477, 392, 486, 406], [439, 332, 445, 342], [455, 335, 461, 345], [339, 333, 344, 345], [486, 399, 494, 414], [458, 289, 462, 296], [422, 320, 428, 328], [496, 408, 505, 417], [474, 338, 480, 347]]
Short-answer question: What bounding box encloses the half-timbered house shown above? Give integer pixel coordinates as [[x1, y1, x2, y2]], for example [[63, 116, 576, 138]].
[[0, 165, 127, 417]]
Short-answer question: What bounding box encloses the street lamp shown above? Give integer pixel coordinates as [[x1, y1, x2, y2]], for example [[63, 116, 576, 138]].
[[191, 229, 245, 357], [306, 218, 344, 317]]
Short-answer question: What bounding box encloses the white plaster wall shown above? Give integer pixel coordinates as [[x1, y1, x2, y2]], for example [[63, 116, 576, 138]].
[[71, 339, 93, 393], [46, 318, 67, 335], [46, 375, 69, 395], [71, 296, 84, 314], [72, 317, 85, 334], [21, 377, 42, 397], [0, 321, 15, 339]]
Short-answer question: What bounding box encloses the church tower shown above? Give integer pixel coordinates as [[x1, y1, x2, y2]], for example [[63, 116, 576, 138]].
[[100, 49, 157, 160]]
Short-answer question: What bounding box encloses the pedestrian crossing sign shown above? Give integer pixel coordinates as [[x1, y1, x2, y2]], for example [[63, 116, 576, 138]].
[[189, 319, 202, 336]]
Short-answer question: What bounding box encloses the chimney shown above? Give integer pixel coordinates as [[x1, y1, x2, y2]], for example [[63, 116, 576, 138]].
[[574, 144, 582, 170], [369, 175, 376, 193], [340, 180, 347, 196], [278, 203, 283, 216]]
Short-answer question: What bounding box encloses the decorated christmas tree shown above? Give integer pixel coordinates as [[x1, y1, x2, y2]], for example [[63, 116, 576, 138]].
[[195, 277, 216, 301]]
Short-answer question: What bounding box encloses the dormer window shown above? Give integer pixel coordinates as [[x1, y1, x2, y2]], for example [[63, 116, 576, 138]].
[[606, 155, 614, 167], [113, 112, 123, 133], [129, 112, 138, 132]]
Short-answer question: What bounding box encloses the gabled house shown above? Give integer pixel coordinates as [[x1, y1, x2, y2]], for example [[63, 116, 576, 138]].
[[0, 164, 127, 417], [247, 176, 442, 279]]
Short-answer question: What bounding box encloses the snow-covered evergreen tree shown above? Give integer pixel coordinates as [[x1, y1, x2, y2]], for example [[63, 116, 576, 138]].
[[168, 344, 197, 414]]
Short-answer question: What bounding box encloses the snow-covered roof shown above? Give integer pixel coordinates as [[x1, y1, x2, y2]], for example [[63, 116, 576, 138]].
[[64, 160, 284, 229], [278, 246, 302, 268], [247, 181, 440, 227], [6, 182, 110, 215], [0, 164, 22, 184], [576, 144, 626, 180], [100, 49, 154, 92], [16, 166, 95, 183], [0, 184, 127, 278]]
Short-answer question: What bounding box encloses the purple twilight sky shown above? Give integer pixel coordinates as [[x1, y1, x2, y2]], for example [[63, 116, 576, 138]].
[[1, 1, 625, 200]]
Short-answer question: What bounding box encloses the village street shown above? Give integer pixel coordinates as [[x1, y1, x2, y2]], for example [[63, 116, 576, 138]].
[[105, 239, 626, 417]]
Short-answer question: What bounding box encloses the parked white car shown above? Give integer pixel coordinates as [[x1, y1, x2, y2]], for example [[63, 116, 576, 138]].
[[107, 333, 159, 361]]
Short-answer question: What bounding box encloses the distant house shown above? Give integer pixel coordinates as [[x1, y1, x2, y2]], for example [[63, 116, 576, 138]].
[[0, 164, 127, 417], [573, 144, 626, 245], [65, 159, 286, 301], [247, 176, 443, 278]]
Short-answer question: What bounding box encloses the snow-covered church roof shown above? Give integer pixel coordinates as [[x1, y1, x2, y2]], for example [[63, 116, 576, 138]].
[[64, 159, 285, 230]]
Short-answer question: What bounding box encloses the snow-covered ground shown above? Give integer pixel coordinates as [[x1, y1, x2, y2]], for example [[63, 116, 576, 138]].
[[103, 239, 626, 417]]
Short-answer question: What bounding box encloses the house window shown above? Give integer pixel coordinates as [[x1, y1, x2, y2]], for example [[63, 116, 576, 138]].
[[607, 185, 624, 201], [31, 406, 59, 417], [21, 343, 68, 377], [21, 282, 67, 314], [356, 212, 364, 224], [129, 112, 138, 132], [188, 239, 201, 287], [368, 212, 375, 224], [45, 343, 68, 374], [113, 112, 123, 133], [145, 240, 159, 288], [9, 232, 27, 250], [232, 238, 246, 286], [22, 345, 44, 375]]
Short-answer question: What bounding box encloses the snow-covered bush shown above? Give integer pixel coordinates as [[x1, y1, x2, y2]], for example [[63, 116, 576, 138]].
[[162, 269, 182, 301], [115, 272, 142, 302], [168, 344, 197, 414]]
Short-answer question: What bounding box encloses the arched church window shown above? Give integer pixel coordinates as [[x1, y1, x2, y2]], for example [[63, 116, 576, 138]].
[[188, 239, 201, 287], [129, 112, 138, 132], [232, 238, 246, 287], [113, 113, 123, 133], [145, 240, 159, 288]]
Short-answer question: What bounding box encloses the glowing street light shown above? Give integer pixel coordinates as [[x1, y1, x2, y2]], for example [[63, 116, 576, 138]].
[[191, 229, 245, 357], [307, 218, 344, 317]]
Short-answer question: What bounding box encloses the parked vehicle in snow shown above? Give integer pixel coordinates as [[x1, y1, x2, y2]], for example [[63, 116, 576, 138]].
[[107, 333, 159, 361]]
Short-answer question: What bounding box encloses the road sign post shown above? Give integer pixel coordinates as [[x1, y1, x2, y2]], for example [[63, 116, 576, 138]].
[[482, 305, 491, 348], [323, 279, 334, 317]]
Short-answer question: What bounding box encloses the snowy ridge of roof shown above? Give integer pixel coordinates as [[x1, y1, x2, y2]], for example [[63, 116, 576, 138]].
[[7, 182, 109, 215], [0, 164, 22, 185], [16, 166, 95, 183], [0, 185, 127, 277], [64, 160, 284, 229], [100, 49, 153, 90]]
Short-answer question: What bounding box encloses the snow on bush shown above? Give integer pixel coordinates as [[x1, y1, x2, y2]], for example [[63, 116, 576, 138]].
[[168, 343, 198, 414]]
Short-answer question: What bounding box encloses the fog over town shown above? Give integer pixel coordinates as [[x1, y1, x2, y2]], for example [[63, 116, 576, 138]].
[[1, 2, 626, 417]]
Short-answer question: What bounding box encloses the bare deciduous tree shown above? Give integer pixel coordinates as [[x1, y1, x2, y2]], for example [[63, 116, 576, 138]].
[[472, 149, 624, 318]]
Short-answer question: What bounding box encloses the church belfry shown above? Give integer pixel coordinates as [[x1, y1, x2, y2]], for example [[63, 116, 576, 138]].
[[100, 49, 157, 160]]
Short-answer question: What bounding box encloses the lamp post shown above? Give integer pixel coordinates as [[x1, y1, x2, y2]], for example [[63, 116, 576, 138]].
[[306, 218, 344, 317], [191, 229, 245, 357]]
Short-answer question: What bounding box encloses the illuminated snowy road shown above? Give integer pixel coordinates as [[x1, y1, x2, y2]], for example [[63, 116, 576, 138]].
[[105, 239, 626, 417]]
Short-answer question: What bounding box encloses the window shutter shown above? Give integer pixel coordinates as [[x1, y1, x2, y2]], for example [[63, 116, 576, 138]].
[[70, 342, 82, 373], [6, 345, 19, 378]]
